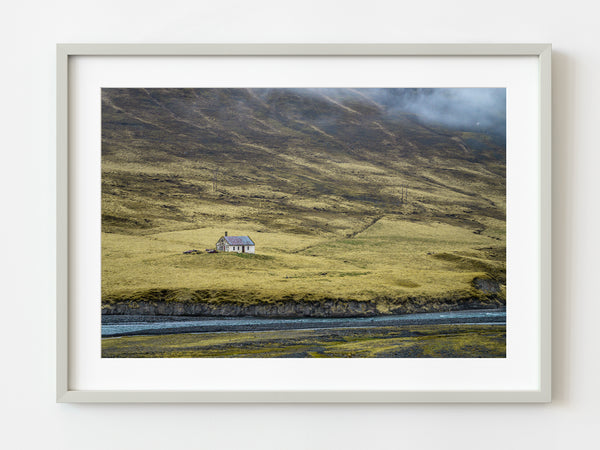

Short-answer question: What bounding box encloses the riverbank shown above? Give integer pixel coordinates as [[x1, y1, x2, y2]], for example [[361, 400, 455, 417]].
[[102, 323, 506, 358], [102, 293, 505, 318]]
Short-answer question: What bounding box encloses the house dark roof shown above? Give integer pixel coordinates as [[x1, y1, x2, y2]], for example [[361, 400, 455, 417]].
[[223, 235, 255, 246]]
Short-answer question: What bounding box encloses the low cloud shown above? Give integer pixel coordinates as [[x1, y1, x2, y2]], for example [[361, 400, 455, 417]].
[[365, 88, 506, 137], [276, 88, 506, 138]]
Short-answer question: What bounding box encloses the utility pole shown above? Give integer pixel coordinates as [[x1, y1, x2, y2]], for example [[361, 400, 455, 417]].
[[400, 186, 408, 205], [213, 168, 218, 192]]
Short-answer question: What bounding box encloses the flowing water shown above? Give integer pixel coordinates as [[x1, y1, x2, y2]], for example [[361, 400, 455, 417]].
[[102, 309, 506, 337]]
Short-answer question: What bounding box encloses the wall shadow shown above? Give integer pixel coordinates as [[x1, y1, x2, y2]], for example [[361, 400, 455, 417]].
[[550, 50, 575, 405]]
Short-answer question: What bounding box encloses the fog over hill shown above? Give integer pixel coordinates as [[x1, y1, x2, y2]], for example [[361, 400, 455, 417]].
[[258, 88, 506, 139]]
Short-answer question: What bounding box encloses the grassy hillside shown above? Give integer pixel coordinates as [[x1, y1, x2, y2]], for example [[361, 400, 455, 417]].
[[102, 88, 505, 311]]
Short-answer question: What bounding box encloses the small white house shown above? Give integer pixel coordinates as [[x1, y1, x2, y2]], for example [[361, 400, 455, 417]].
[[216, 232, 255, 253]]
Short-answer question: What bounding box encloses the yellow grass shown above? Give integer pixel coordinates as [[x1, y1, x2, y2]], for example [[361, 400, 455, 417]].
[[102, 215, 504, 303]]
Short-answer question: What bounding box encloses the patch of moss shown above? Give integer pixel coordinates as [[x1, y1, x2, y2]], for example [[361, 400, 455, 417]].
[[102, 324, 505, 358]]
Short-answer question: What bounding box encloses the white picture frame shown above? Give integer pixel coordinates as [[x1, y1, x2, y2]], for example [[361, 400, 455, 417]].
[[57, 43, 551, 403]]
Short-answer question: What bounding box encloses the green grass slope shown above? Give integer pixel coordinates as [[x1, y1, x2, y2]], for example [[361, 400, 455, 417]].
[[102, 88, 505, 312]]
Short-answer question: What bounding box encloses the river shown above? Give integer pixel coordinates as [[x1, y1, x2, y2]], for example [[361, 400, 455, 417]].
[[101, 308, 506, 337]]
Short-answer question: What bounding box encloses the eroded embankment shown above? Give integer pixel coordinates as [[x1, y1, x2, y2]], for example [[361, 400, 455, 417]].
[[102, 286, 505, 318]]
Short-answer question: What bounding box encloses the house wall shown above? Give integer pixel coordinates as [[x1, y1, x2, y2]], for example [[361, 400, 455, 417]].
[[225, 245, 255, 253]]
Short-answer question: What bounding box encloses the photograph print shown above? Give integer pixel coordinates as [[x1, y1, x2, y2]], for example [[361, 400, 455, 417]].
[[101, 87, 506, 358]]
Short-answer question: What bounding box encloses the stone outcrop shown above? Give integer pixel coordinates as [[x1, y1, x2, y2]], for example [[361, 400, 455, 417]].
[[102, 296, 505, 318]]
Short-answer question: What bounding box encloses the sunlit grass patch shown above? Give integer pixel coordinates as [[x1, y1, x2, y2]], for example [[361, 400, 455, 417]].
[[102, 213, 504, 306]]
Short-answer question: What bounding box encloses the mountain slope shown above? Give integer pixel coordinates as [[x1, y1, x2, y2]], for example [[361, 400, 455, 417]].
[[102, 88, 505, 236], [101, 88, 506, 310]]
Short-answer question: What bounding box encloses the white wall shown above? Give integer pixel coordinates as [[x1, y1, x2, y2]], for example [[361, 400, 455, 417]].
[[1, 1, 598, 448]]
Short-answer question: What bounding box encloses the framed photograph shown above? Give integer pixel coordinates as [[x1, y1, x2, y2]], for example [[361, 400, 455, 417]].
[[57, 44, 551, 402]]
